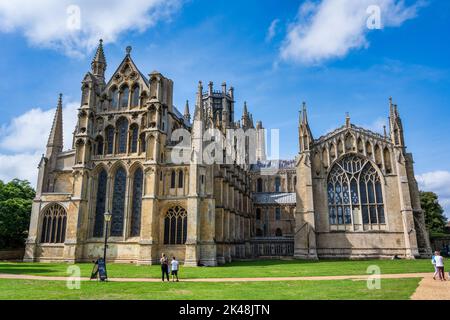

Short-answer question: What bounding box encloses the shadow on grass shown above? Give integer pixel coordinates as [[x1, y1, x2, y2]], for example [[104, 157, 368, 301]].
[[0, 263, 62, 275]]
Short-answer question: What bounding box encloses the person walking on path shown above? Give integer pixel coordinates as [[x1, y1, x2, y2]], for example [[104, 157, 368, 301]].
[[171, 256, 180, 282], [160, 253, 170, 282], [434, 251, 446, 281], [432, 251, 439, 280]]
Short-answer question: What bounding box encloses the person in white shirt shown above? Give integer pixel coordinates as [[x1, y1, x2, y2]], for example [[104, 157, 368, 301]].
[[171, 256, 179, 282], [434, 251, 446, 281]]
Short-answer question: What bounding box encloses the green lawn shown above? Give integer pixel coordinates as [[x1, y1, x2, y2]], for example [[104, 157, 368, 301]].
[[0, 259, 432, 279], [0, 278, 421, 300]]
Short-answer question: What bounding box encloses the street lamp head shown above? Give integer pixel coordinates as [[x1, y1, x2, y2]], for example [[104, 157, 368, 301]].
[[104, 211, 112, 222]]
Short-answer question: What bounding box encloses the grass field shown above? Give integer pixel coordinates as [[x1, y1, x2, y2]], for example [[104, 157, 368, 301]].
[[0, 259, 433, 279], [0, 278, 421, 300]]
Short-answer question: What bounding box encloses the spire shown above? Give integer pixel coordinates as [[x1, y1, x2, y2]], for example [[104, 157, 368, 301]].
[[299, 101, 313, 153], [184, 100, 191, 123], [194, 81, 204, 121], [91, 39, 107, 80], [388, 97, 405, 147], [345, 112, 350, 128], [47, 94, 64, 153], [302, 101, 308, 124]]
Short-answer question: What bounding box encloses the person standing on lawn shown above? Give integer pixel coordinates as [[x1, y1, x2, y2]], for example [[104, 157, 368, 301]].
[[432, 251, 439, 280], [171, 256, 179, 282], [160, 253, 170, 282], [434, 251, 446, 281]]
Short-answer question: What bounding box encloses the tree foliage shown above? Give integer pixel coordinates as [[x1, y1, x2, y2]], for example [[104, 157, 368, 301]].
[[420, 191, 448, 234], [0, 179, 35, 249]]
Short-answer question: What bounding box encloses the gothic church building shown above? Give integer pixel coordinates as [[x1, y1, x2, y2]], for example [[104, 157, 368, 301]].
[[24, 41, 431, 265]]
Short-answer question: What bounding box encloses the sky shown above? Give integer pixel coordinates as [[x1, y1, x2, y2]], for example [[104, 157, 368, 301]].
[[0, 0, 449, 216]]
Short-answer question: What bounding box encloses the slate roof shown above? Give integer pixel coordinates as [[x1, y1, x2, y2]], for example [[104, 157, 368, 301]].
[[253, 192, 296, 205]]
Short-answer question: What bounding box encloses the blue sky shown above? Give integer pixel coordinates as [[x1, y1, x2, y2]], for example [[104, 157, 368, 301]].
[[0, 0, 449, 215]]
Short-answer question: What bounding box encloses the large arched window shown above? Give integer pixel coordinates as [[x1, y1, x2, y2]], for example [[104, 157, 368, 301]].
[[130, 124, 139, 153], [163, 206, 187, 245], [131, 84, 140, 107], [111, 167, 127, 236], [93, 169, 107, 237], [120, 85, 129, 109], [327, 155, 385, 226], [117, 118, 128, 154], [130, 168, 143, 237], [105, 126, 115, 154], [40, 203, 67, 243]]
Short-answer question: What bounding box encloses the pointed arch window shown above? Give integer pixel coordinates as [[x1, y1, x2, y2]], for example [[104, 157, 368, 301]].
[[110, 87, 119, 109], [106, 126, 115, 154], [139, 133, 146, 154], [111, 167, 126, 237], [93, 169, 107, 237], [130, 168, 143, 237], [40, 203, 67, 243], [130, 124, 139, 153], [96, 136, 104, 156], [117, 118, 128, 154], [163, 206, 187, 245], [327, 155, 385, 227], [178, 170, 184, 189], [257, 178, 263, 192], [131, 84, 140, 107], [275, 177, 281, 192], [120, 85, 129, 109], [170, 170, 176, 188]]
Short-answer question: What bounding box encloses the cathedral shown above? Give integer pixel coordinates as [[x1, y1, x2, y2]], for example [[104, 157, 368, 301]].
[[24, 41, 431, 265]]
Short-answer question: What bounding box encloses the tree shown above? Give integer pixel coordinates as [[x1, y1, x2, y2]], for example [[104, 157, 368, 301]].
[[420, 191, 448, 234], [0, 179, 35, 249]]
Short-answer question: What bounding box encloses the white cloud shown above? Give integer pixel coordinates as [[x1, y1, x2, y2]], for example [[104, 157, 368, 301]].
[[0, 101, 78, 185], [280, 0, 425, 65], [416, 171, 450, 218], [266, 19, 280, 42], [0, 0, 182, 56], [358, 117, 388, 135]]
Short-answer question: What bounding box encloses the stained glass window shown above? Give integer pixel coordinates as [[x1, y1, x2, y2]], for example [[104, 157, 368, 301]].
[[110, 87, 118, 109], [106, 126, 114, 154], [111, 167, 126, 237], [131, 85, 140, 107], [328, 154, 385, 226], [120, 85, 129, 109], [93, 169, 107, 237], [130, 168, 143, 237], [163, 206, 187, 245], [130, 125, 138, 153], [117, 118, 128, 154], [40, 203, 67, 243]]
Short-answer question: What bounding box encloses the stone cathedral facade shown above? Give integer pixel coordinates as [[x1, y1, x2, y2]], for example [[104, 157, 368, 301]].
[[24, 41, 431, 265]]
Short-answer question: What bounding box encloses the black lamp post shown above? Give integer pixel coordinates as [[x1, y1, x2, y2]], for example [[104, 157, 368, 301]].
[[103, 211, 112, 267]]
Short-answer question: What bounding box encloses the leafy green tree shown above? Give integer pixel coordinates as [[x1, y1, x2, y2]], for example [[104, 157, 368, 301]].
[[0, 179, 35, 249], [420, 191, 447, 234]]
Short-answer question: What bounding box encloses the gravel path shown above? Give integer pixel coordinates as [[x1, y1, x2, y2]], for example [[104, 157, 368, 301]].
[[411, 276, 450, 300]]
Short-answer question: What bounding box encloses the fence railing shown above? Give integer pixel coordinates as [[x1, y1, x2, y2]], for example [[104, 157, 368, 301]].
[[250, 237, 294, 257]]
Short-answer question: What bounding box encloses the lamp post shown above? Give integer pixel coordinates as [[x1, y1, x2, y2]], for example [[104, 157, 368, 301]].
[[103, 211, 112, 266]]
